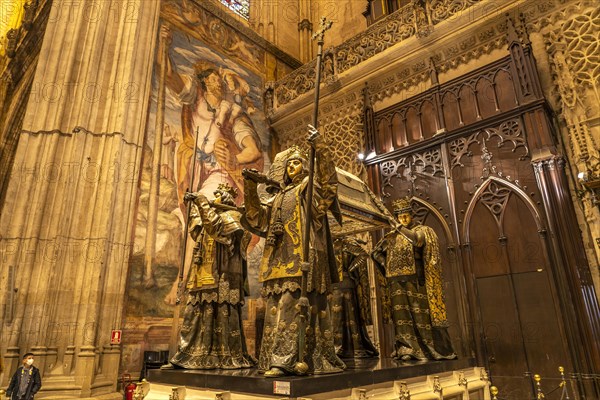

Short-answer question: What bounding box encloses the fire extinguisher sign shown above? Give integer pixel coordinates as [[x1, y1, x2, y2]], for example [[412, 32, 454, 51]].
[[111, 329, 122, 345]]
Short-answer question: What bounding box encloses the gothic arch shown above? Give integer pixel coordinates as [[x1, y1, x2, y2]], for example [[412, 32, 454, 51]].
[[461, 176, 545, 244], [411, 196, 456, 248]]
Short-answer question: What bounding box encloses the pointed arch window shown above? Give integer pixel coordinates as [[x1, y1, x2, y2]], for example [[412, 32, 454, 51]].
[[220, 0, 250, 20]]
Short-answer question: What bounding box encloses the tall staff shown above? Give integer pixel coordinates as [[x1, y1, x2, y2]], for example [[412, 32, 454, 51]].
[[296, 16, 333, 374], [168, 127, 200, 355]]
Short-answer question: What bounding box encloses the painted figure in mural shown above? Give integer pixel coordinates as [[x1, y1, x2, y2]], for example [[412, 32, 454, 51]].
[[242, 129, 346, 377], [159, 25, 263, 209], [158, 25, 264, 305], [371, 197, 457, 361], [331, 237, 379, 359], [163, 183, 256, 369]]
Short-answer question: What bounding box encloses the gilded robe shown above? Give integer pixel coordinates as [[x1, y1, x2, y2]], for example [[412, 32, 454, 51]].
[[331, 238, 379, 359], [170, 196, 256, 369], [243, 143, 345, 375], [372, 223, 456, 361]]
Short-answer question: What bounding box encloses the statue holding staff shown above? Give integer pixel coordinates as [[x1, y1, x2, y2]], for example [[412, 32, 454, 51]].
[[242, 127, 345, 377]]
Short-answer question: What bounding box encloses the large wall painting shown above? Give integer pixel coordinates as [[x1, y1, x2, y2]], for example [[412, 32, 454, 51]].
[[121, 6, 270, 376]]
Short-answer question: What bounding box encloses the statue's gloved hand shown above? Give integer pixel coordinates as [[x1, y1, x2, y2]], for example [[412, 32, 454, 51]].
[[307, 124, 320, 147], [184, 191, 197, 202]]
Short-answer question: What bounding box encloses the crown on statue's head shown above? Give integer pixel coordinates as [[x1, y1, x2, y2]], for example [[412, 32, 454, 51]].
[[285, 146, 309, 164], [392, 197, 413, 215], [216, 182, 238, 199]]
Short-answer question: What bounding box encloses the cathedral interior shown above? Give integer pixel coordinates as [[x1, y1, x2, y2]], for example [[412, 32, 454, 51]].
[[0, 0, 599, 399]]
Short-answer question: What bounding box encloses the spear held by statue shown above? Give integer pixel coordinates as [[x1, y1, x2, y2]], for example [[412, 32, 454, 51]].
[[294, 16, 333, 375]]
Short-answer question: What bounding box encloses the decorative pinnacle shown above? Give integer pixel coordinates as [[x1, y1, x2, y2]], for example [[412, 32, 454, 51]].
[[312, 17, 333, 43]]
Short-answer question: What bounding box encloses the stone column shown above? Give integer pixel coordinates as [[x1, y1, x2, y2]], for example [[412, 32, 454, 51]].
[[298, 0, 313, 63], [0, 0, 160, 398], [298, 18, 313, 64]]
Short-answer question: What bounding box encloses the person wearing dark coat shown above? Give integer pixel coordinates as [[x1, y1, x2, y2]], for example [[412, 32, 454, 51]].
[[6, 353, 41, 400]]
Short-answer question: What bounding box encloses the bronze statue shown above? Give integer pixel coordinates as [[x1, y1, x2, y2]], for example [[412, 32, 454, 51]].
[[242, 129, 345, 377], [371, 197, 456, 361], [331, 238, 379, 359], [164, 183, 256, 369]]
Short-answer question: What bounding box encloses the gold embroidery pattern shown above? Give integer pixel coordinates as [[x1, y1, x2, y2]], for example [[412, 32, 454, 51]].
[[420, 225, 448, 326], [387, 233, 416, 276], [187, 234, 217, 289], [260, 185, 303, 282]]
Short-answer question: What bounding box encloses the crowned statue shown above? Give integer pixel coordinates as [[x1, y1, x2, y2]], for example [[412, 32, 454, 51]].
[[372, 197, 457, 361], [242, 129, 346, 377], [163, 183, 256, 370]]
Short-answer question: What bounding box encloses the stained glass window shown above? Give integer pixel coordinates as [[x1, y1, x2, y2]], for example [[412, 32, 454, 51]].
[[220, 0, 250, 20]]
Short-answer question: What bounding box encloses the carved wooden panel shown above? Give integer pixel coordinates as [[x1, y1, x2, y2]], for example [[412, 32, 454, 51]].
[[476, 276, 530, 399], [460, 168, 568, 397], [442, 92, 462, 131], [495, 69, 518, 110], [459, 85, 478, 125], [475, 77, 498, 119], [503, 195, 545, 274], [421, 101, 437, 138], [380, 146, 445, 198], [469, 202, 509, 276], [375, 59, 518, 152], [366, 42, 593, 396], [391, 113, 405, 148], [376, 118, 392, 154]]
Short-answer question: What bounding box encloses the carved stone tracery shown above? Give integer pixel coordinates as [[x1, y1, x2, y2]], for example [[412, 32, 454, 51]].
[[553, 8, 599, 96], [324, 113, 366, 176], [428, 0, 480, 25], [273, 0, 497, 108], [545, 7, 600, 175], [270, 0, 578, 124], [538, 5, 600, 290], [277, 112, 365, 177]]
